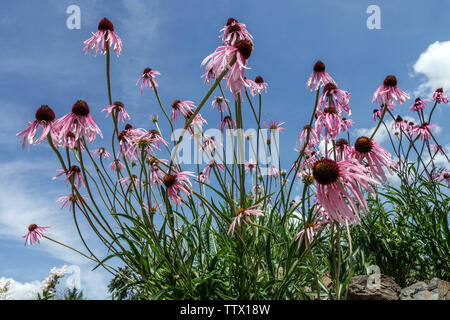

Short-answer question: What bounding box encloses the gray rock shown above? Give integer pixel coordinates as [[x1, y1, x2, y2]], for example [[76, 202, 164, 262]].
[[347, 274, 401, 300], [400, 278, 450, 300]]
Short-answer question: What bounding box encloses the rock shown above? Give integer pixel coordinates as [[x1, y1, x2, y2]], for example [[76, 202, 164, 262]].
[[400, 278, 450, 300], [347, 274, 401, 300]]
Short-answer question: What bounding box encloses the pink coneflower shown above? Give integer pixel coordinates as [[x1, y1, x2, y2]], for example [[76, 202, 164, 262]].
[[431, 144, 446, 156], [438, 171, 450, 187], [92, 147, 111, 159], [150, 114, 159, 123], [220, 116, 236, 131], [297, 125, 320, 152], [392, 115, 407, 131], [119, 175, 142, 189], [268, 166, 280, 178], [219, 18, 253, 46], [201, 39, 253, 98], [372, 109, 382, 121], [171, 100, 195, 121], [372, 75, 409, 106], [432, 88, 448, 104], [312, 158, 378, 225], [228, 204, 264, 236], [17, 105, 57, 149], [202, 160, 225, 178], [128, 129, 168, 156], [147, 156, 167, 185], [53, 165, 85, 189], [246, 76, 268, 96], [314, 106, 343, 143], [212, 96, 229, 112], [332, 138, 353, 161], [117, 127, 147, 160], [413, 122, 435, 140], [102, 101, 131, 123], [83, 18, 122, 57], [110, 159, 125, 172], [137, 68, 160, 95], [184, 111, 208, 134], [245, 159, 257, 172], [341, 117, 354, 133], [202, 136, 223, 153], [296, 217, 323, 249], [55, 100, 102, 144], [410, 97, 429, 112], [161, 171, 195, 206], [319, 83, 351, 115], [23, 224, 50, 246], [264, 119, 285, 133], [57, 193, 87, 211], [251, 184, 264, 199], [306, 61, 336, 91], [197, 172, 209, 184], [353, 136, 393, 182]]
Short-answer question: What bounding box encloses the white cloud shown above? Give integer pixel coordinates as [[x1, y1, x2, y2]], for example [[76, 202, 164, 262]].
[[413, 41, 450, 97], [0, 277, 41, 300], [0, 159, 110, 299]]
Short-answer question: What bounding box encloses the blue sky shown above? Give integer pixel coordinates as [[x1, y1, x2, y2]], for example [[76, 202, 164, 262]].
[[1, 0, 450, 299]]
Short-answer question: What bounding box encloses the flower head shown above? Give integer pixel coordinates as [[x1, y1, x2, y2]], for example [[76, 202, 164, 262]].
[[264, 119, 285, 133], [23, 224, 50, 246], [412, 122, 435, 140], [353, 136, 393, 182], [319, 83, 351, 115], [57, 193, 87, 211], [312, 158, 378, 225], [372, 75, 409, 106], [161, 171, 195, 206], [54, 100, 102, 144], [246, 76, 268, 96], [228, 204, 264, 235], [102, 101, 130, 123], [220, 116, 236, 131], [83, 18, 122, 57], [92, 147, 111, 159], [212, 96, 229, 112], [410, 97, 429, 112], [201, 39, 253, 98], [438, 171, 450, 187], [306, 61, 336, 91], [433, 88, 448, 104], [137, 68, 161, 94], [171, 100, 195, 122], [16, 105, 57, 150], [219, 17, 253, 46]]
